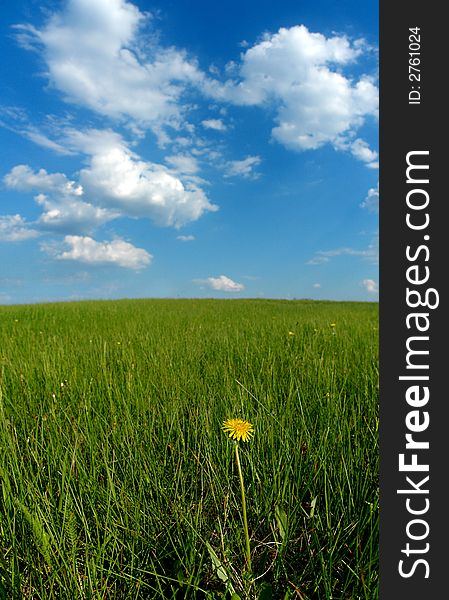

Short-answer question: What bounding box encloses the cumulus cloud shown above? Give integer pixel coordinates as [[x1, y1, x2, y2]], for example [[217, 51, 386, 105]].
[[177, 234, 195, 241], [15, 5, 377, 165], [15, 3, 377, 164], [194, 275, 244, 292], [35, 193, 117, 234], [4, 164, 83, 195], [44, 235, 152, 269], [4, 164, 117, 234], [225, 155, 261, 178], [204, 25, 378, 164], [15, 0, 204, 133], [4, 130, 217, 232], [66, 129, 217, 227], [201, 118, 227, 131], [362, 278, 378, 293], [0, 215, 40, 242], [361, 183, 379, 212]]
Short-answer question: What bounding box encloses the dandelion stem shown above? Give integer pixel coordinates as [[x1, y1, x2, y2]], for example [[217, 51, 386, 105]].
[[234, 442, 251, 574]]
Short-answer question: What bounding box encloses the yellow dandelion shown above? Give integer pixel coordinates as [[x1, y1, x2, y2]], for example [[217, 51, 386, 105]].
[[222, 417, 254, 573], [222, 418, 254, 442], [288, 331, 295, 336], [330, 323, 336, 327]]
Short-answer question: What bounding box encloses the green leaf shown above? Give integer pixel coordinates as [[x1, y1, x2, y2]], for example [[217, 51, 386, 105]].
[[15, 500, 52, 566], [309, 496, 317, 518], [205, 542, 236, 594], [275, 505, 288, 542]]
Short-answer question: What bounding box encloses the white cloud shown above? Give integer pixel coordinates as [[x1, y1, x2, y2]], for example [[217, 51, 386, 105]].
[[15, 6, 377, 165], [4, 164, 117, 234], [362, 278, 378, 293], [0, 107, 75, 156], [313, 283, 321, 288], [165, 153, 200, 174], [35, 193, 117, 234], [194, 275, 244, 292], [201, 118, 227, 131], [4, 131, 217, 231], [177, 234, 195, 241], [66, 129, 217, 227], [45, 235, 152, 269], [16, 5, 377, 164], [306, 255, 329, 265], [4, 164, 83, 195], [348, 139, 378, 168], [361, 183, 379, 212], [16, 0, 204, 133], [22, 128, 76, 155], [0, 214, 40, 242], [204, 25, 378, 163], [225, 155, 261, 178], [307, 241, 378, 265]]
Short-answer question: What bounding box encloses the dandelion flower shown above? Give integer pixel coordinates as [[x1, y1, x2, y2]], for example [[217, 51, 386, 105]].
[[222, 417, 254, 573], [288, 331, 295, 336], [330, 323, 336, 327], [223, 418, 254, 442]]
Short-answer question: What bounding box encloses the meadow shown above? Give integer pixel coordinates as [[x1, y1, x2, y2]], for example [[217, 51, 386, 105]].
[[0, 298, 379, 599]]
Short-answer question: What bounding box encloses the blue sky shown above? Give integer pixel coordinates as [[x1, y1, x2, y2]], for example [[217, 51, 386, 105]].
[[0, 0, 378, 304]]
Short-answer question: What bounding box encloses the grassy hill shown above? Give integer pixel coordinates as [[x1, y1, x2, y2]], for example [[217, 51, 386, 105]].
[[0, 299, 378, 599]]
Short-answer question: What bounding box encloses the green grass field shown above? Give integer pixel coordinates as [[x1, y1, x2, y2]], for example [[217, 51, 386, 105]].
[[0, 299, 378, 599]]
